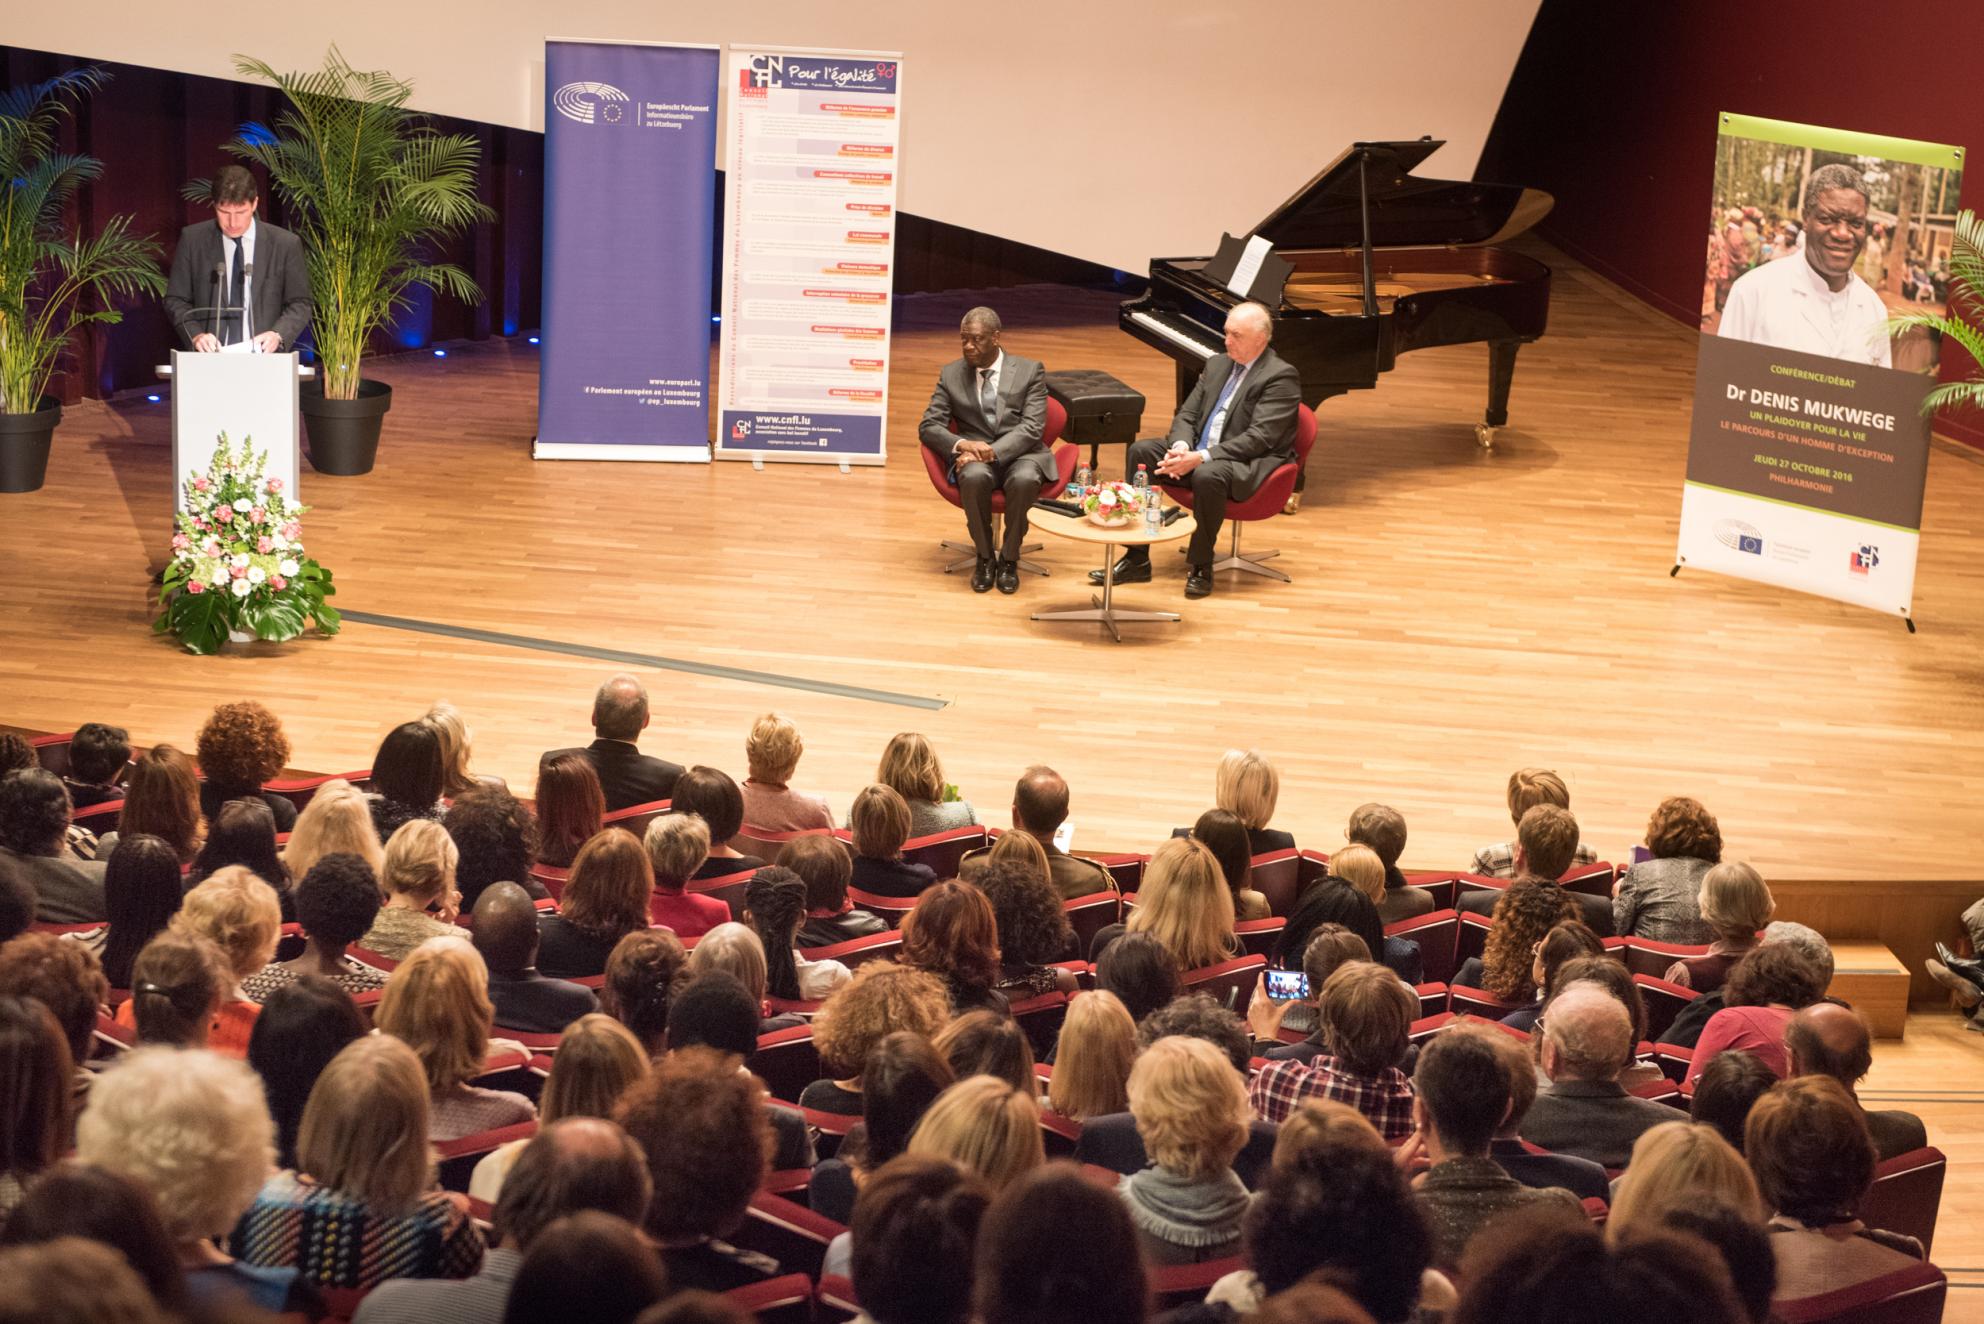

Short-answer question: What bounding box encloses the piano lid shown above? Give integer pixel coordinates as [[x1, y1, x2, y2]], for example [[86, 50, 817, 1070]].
[[1251, 138, 1554, 251]]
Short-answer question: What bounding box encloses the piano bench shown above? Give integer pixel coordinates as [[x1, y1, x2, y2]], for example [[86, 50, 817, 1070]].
[[1046, 370, 1146, 467]]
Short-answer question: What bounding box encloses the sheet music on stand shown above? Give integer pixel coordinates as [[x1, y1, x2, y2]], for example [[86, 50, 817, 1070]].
[[1203, 231, 1293, 307]]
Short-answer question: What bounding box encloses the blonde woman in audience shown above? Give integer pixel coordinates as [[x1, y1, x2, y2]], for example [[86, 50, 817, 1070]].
[[740, 712, 834, 832], [1215, 749, 1294, 854], [1325, 843, 1427, 984], [469, 1012, 649, 1202], [961, 825, 1051, 886], [1469, 767, 1599, 878], [124, 932, 228, 1048], [1669, 862, 1774, 992], [423, 701, 505, 800], [802, 960, 955, 1115], [374, 935, 536, 1140], [1048, 989, 1138, 1121], [536, 829, 654, 979], [872, 732, 978, 837], [231, 1035, 485, 1289], [95, 744, 204, 865], [1606, 1121, 1763, 1243], [280, 779, 385, 880], [156, 865, 281, 1055], [1120, 1034, 1253, 1264], [358, 819, 462, 961], [906, 1075, 1044, 1193], [1123, 836, 1237, 971]]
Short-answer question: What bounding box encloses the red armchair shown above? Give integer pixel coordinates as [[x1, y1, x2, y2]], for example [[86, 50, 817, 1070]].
[[1159, 403, 1318, 581], [920, 397, 1072, 574]]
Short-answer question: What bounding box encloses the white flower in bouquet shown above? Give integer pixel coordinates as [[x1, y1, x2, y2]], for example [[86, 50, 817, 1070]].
[[278, 558, 300, 577], [1097, 489, 1118, 507], [230, 578, 252, 597], [232, 497, 253, 512], [247, 566, 267, 585], [231, 552, 250, 568]]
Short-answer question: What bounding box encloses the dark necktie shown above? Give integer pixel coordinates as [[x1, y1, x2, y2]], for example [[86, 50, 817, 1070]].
[[225, 236, 245, 344], [979, 368, 998, 430]]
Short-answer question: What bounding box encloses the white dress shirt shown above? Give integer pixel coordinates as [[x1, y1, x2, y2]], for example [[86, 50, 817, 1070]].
[[1719, 250, 1892, 367]]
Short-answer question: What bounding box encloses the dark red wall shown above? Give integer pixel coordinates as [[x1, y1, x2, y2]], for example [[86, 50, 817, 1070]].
[[1477, 0, 1984, 448]]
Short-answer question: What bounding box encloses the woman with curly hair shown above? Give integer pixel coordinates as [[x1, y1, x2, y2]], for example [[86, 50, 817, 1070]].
[[872, 732, 978, 837], [280, 778, 383, 880], [443, 785, 544, 910], [1614, 796, 1723, 943], [195, 701, 297, 830], [143, 866, 284, 1055], [1453, 880, 1579, 1002], [242, 853, 386, 1000], [97, 745, 204, 865], [901, 879, 1005, 1014], [602, 927, 689, 1057], [1119, 1035, 1253, 1264], [536, 829, 652, 980], [1685, 943, 1830, 1085], [368, 722, 448, 840], [978, 858, 1080, 998], [1501, 919, 1604, 1032], [802, 960, 953, 1115], [533, 752, 605, 870]]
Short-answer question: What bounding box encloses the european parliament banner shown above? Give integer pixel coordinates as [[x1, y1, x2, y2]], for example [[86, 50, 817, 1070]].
[[536, 40, 719, 462], [1678, 113, 1964, 619], [716, 47, 904, 467]]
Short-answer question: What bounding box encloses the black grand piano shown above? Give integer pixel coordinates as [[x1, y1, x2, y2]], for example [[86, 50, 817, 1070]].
[[1119, 138, 1553, 449]]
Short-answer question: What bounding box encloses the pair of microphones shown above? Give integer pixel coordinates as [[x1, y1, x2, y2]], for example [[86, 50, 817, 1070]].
[[199, 258, 253, 345]]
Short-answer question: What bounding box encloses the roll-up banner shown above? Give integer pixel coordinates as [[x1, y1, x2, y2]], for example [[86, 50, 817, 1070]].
[[1679, 113, 1964, 618], [536, 40, 719, 462], [716, 47, 904, 466]]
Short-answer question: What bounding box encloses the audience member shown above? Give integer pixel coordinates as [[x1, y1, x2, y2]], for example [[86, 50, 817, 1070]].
[[1119, 1035, 1251, 1264], [469, 1014, 649, 1202], [689, 922, 799, 1034], [804, 960, 953, 1115], [368, 721, 449, 840], [1094, 929, 1180, 1023], [1212, 748, 1294, 853], [359, 819, 463, 960], [1410, 1023, 1581, 1269], [1499, 919, 1603, 1032], [0, 859, 33, 946], [1605, 1122, 1761, 1241], [1786, 1000, 1926, 1160], [1668, 861, 1773, 991], [0, 1165, 187, 1312], [1552, 954, 1657, 1084], [968, 766, 1112, 901], [975, 1163, 1148, 1324], [0, 933, 105, 1078], [446, 784, 545, 908], [960, 821, 1051, 888], [1324, 843, 1424, 982], [1247, 922, 1372, 1060], [1690, 1048, 1780, 1153], [739, 712, 835, 832], [280, 777, 384, 880], [0, 1236, 173, 1324], [1613, 795, 1721, 942], [61, 723, 129, 810], [1519, 980, 1674, 1166], [232, 1034, 486, 1288], [101, 745, 204, 865], [194, 701, 297, 829], [1048, 989, 1137, 1121], [1137, 990, 1253, 1073], [615, 1046, 781, 1291], [541, 673, 684, 812], [538, 829, 653, 979], [126, 932, 226, 1047], [602, 927, 689, 1055], [1450, 1208, 1747, 1324], [1104, 835, 1235, 969], [376, 935, 537, 1139], [906, 1075, 1044, 1195], [1276, 872, 1386, 984], [981, 858, 1080, 997], [162, 865, 280, 1053], [643, 813, 729, 937], [188, 797, 290, 898], [474, 880, 598, 1033], [1660, 920, 1834, 1049], [0, 995, 71, 1231], [935, 1008, 1036, 1094], [873, 731, 978, 835], [672, 766, 762, 879], [360, 1117, 652, 1324], [902, 877, 1006, 1013], [504, 1211, 665, 1324], [247, 974, 367, 1168], [534, 752, 606, 869], [95, 834, 184, 989], [1746, 1075, 1927, 1300], [809, 1030, 954, 1224], [784, 831, 885, 947], [1479, 1027, 1611, 1201], [1469, 767, 1599, 877], [1659, 1204, 1778, 1324], [247, 852, 386, 1000], [1456, 803, 1613, 934], [1685, 942, 1829, 1084], [847, 784, 938, 898], [1250, 961, 1416, 1139], [1348, 802, 1432, 922], [0, 769, 106, 922], [1452, 879, 1577, 999], [850, 1156, 991, 1324], [748, 865, 849, 1000], [665, 971, 814, 1170], [0, 734, 28, 776], [424, 701, 504, 799], [1192, 806, 1269, 921]]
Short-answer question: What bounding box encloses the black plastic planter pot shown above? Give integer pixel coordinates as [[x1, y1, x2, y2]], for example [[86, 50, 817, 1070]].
[[0, 397, 62, 494], [301, 379, 392, 476]]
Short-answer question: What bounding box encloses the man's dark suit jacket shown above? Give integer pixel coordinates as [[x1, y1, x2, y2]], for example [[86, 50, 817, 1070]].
[[487, 969, 598, 1035], [917, 352, 1052, 481], [1163, 347, 1302, 500], [163, 219, 313, 349], [541, 738, 683, 812], [1073, 1112, 1279, 1189]]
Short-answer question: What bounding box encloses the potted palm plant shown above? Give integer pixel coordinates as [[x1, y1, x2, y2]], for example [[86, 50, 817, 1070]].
[[0, 67, 166, 493], [1892, 209, 1983, 422], [218, 49, 492, 474]]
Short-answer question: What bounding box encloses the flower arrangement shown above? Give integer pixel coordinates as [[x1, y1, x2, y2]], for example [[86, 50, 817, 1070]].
[[153, 435, 339, 654], [1082, 480, 1150, 528]]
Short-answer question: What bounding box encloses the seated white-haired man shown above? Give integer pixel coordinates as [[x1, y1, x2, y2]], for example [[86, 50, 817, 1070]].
[[1518, 981, 1676, 1168]]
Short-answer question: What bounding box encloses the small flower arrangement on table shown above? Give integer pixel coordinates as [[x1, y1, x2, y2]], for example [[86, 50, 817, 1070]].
[[153, 435, 340, 655], [1082, 480, 1150, 528]]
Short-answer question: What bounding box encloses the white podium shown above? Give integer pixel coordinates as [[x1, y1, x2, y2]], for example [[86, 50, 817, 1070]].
[[160, 351, 313, 514]]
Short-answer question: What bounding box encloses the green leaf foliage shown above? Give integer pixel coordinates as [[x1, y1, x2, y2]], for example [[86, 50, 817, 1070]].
[[1890, 209, 1984, 419]]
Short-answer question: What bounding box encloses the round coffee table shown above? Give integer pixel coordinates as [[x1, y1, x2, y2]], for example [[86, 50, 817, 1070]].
[[1028, 503, 1197, 642]]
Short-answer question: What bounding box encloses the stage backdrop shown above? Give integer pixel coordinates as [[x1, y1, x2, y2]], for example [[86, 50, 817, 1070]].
[[535, 39, 719, 461], [1676, 114, 1963, 619], [716, 47, 903, 466]]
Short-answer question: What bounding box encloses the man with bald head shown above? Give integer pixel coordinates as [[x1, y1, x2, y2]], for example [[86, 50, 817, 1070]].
[[960, 765, 1114, 900], [1518, 981, 1676, 1168], [541, 672, 683, 810], [473, 880, 597, 1034], [355, 1117, 651, 1324], [1786, 1002, 1926, 1160], [1099, 300, 1303, 598], [919, 305, 1052, 595]]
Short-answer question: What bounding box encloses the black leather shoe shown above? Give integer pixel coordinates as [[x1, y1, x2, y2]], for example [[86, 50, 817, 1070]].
[[1935, 943, 1984, 987], [1927, 959, 1984, 1007], [995, 560, 1019, 595], [970, 557, 994, 593], [1184, 565, 1213, 599], [1088, 554, 1151, 586]]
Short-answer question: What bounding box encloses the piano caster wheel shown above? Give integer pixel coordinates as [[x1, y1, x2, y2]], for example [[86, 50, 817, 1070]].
[[1474, 424, 1497, 450]]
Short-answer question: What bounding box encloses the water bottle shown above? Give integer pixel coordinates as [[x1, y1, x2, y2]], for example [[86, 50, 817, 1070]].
[[1144, 486, 1162, 533], [1133, 464, 1149, 500], [1072, 463, 1091, 502]]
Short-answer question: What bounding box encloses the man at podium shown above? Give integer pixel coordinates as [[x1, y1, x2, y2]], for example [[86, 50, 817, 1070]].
[[163, 166, 313, 354]]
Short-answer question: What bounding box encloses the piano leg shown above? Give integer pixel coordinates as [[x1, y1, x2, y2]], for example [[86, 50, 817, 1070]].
[[1480, 339, 1522, 449]]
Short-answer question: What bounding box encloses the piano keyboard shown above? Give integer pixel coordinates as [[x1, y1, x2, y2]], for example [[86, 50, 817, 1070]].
[[1126, 310, 1217, 360]]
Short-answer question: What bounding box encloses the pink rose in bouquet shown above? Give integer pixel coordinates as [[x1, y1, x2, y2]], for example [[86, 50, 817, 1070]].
[[171, 534, 191, 551], [257, 537, 274, 554], [188, 580, 207, 594]]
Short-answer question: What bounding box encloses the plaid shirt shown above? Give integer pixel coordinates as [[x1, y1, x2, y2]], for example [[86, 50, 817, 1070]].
[[1248, 1053, 1416, 1141], [1468, 841, 1599, 879]]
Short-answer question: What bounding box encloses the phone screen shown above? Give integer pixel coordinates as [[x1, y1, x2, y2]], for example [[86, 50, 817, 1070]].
[[1264, 969, 1309, 1001]]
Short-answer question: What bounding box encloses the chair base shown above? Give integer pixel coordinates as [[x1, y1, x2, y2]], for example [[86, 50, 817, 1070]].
[[1174, 527, 1292, 582], [940, 539, 1049, 576]]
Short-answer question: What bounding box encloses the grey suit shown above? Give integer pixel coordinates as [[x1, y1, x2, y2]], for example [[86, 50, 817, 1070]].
[[1126, 347, 1302, 566], [0, 847, 107, 925], [163, 218, 313, 351], [1518, 1077, 1678, 1169], [919, 352, 1052, 561]]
